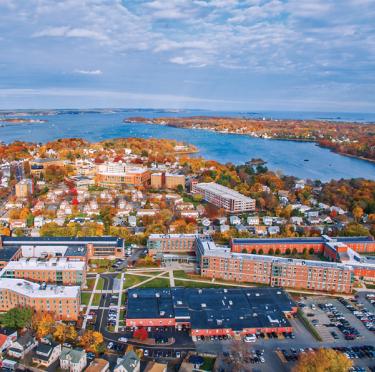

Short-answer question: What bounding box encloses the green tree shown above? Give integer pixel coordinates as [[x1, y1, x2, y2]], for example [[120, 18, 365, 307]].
[[0, 307, 33, 329]]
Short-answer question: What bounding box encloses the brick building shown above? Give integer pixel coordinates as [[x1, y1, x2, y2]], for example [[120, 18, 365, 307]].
[[0, 258, 86, 286], [0, 279, 80, 320]]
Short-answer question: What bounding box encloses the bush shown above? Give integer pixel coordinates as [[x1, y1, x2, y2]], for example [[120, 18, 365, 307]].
[[251, 249, 257, 254], [309, 248, 315, 255], [269, 248, 274, 255], [275, 248, 281, 255], [285, 248, 291, 255]]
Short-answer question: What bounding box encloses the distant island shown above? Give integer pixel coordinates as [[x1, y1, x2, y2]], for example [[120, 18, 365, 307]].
[[0, 118, 47, 124], [124, 116, 375, 162]]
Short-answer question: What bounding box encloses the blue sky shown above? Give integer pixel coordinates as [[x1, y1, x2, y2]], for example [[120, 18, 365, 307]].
[[0, 0, 374, 112]]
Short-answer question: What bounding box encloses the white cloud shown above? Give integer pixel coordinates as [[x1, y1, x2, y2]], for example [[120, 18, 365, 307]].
[[33, 26, 108, 41], [73, 69, 102, 75]]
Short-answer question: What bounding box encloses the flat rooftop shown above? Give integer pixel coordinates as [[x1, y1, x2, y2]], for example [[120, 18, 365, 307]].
[[148, 234, 198, 239], [194, 182, 254, 203], [2, 257, 85, 271], [0, 246, 20, 262], [232, 236, 374, 245], [127, 287, 295, 331], [0, 278, 80, 298]]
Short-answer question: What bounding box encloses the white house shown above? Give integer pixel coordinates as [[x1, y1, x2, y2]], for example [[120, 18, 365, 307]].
[[247, 216, 260, 225], [60, 347, 87, 372], [262, 216, 273, 226], [229, 216, 241, 225]]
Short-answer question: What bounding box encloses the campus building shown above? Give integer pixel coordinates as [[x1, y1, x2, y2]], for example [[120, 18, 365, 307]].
[[15, 179, 33, 198], [150, 173, 185, 189], [96, 162, 150, 187], [230, 235, 375, 255], [196, 238, 354, 293], [147, 234, 197, 255], [0, 258, 86, 286], [0, 279, 80, 320], [0, 236, 125, 259], [126, 287, 296, 338], [0, 247, 23, 269], [30, 158, 64, 176], [192, 182, 255, 213]]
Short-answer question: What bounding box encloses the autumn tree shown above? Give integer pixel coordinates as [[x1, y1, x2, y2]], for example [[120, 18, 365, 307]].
[[53, 323, 78, 343], [293, 349, 352, 372], [352, 206, 364, 222], [80, 330, 104, 353], [33, 312, 55, 339]]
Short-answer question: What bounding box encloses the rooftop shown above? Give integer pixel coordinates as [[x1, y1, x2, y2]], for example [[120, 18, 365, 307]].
[[0, 278, 80, 298], [2, 258, 85, 272], [194, 182, 254, 203], [127, 287, 296, 331]]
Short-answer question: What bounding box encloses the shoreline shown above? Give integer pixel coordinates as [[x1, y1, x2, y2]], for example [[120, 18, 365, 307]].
[[126, 120, 375, 166]]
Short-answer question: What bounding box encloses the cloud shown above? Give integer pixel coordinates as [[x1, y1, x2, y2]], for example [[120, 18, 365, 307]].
[[33, 26, 108, 41], [73, 69, 102, 75]]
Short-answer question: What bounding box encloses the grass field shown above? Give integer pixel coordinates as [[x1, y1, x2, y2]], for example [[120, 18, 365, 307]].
[[96, 277, 105, 290], [81, 292, 91, 305], [86, 278, 96, 290], [92, 293, 102, 306], [174, 279, 223, 288], [139, 278, 170, 288], [123, 275, 149, 288]]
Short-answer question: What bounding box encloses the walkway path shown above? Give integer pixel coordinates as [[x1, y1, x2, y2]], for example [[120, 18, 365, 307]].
[[82, 273, 99, 330]]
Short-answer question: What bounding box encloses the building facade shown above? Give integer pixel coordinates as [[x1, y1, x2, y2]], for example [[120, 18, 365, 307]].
[[0, 258, 86, 286], [0, 279, 80, 320], [96, 162, 150, 187], [192, 182, 255, 213], [151, 173, 185, 189], [147, 234, 197, 255]]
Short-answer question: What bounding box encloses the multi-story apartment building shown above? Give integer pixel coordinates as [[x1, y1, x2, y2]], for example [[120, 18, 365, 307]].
[[0, 279, 80, 320], [147, 234, 198, 255], [192, 182, 255, 213], [0, 258, 86, 286], [196, 238, 354, 293], [230, 235, 375, 255], [96, 162, 150, 187], [151, 172, 185, 189], [15, 179, 33, 198]]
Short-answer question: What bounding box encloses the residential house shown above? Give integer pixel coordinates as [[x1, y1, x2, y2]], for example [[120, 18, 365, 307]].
[[290, 216, 303, 225], [8, 331, 37, 359], [262, 216, 273, 226], [86, 358, 110, 372], [114, 351, 140, 372], [34, 216, 45, 228], [32, 340, 62, 367], [128, 216, 137, 227], [0, 328, 17, 353], [247, 216, 259, 226], [60, 347, 87, 372], [268, 226, 280, 235], [229, 216, 241, 225]]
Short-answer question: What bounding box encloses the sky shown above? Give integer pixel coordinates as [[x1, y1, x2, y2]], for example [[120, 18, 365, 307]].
[[0, 0, 374, 112]]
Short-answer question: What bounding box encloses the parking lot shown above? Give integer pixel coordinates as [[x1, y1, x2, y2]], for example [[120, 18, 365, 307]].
[[299, 296, 375, 343]]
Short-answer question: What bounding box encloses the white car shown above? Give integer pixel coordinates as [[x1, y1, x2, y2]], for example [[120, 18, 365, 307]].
[[144, 349, 149, 357], [107, 342, 114, 349], [118, 337, 128, 343], [244, 335, 256, 343]]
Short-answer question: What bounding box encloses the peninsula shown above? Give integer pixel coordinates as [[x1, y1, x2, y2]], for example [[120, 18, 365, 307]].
[[125, 116, 375, 162]]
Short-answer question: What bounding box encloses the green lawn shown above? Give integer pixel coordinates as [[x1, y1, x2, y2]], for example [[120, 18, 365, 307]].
[[121, 294, 127, 306], [174, 279, 223, 288], [96, 277, 105, 290], [86, 278, 96, 290], [173, 270, 189, 279], [81, 292, 91, 305], [123, 275, 149, 288], [139, 278, 170, 288], [201, 356, 216, 371], [92, 293, 102, 306]]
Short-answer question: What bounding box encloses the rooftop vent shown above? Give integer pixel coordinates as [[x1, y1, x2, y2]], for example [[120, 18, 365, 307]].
[[201, 303, 206, 308]]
